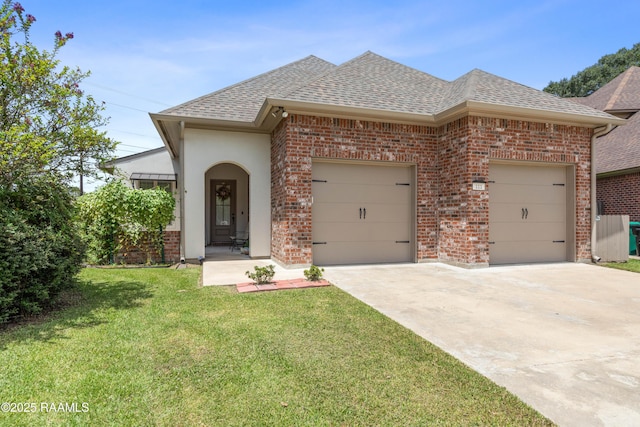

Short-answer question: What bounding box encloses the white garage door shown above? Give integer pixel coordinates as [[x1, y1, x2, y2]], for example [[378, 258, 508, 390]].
[[312, 162, 413, 265], [489, 163, 568, 264]]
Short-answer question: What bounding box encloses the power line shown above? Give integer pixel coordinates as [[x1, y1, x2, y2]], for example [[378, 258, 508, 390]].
[[110, 129, 161, 140], [104, 101, 150, 113], [85, 81, 171, 107]]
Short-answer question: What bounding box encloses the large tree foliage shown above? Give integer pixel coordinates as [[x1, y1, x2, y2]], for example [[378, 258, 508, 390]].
[[0, 1, 115, 324], [77, 180, 176, 265], [0, 1, 116, 184], [544, 43, 640, 97]]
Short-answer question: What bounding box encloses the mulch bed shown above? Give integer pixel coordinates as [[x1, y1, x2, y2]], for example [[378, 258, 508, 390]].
[[236, 279, 330, 293]]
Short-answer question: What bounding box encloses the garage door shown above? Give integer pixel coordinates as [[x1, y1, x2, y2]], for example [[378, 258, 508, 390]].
[[489, 164, 568, 264], [312, 162, 413, 265]]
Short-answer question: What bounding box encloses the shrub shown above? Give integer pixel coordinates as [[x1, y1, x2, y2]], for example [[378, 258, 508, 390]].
[[0, 176, 85, 324], [77, 180, 175, 265], [245, 265, 276, 284], [304, 265, 325, 281]]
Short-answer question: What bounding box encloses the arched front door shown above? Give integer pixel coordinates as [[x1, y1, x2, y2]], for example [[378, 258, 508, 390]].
[[210, 180, 236, 244], [205, 163, 249, 247]]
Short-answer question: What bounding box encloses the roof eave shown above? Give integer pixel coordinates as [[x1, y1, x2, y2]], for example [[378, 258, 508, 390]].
[[597, 166, 640, 178], [150, 113, 274, 155], [265, 97, 437, 126], [436, 100, 627, 127]]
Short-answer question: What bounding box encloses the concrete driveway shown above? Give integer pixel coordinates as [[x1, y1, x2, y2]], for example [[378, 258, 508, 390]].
[[204, 261, 640, 426]]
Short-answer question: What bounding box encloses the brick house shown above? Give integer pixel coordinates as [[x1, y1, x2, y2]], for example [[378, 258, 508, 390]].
[[150, 52, 623, 267], [571, 66, 640, 222]]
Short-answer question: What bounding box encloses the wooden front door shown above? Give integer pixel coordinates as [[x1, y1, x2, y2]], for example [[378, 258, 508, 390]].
[[211, 180, 236, 245]]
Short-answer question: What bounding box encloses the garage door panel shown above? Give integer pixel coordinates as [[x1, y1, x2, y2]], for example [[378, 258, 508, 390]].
[[312, 162, 413, 265], [313, 183, 410, 205], [490, 184, 566, 204], [489, 241, 567, 264], [313, 162, 411, 186], [490, 203, 567, 223], [313, 241, 412, 265], [489, 163, 568, 265], [490, 222, 566, 242], [491, 164, 565, 185]]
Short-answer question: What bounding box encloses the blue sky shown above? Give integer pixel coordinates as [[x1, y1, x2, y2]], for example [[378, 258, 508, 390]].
[[22, 0, 640, 187]]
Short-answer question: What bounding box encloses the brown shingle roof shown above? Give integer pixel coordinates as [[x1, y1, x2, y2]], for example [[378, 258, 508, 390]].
[[158, 52, 619, 125], [570, 66, 640, 174], [573, 66, 640, 112], [596, 112, 640, 174], [160, 55, 337, 122], [280, 52, 449, 114], [440, 69, 614, 120]]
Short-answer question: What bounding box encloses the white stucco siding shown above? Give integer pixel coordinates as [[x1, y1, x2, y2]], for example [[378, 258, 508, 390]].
[[113, 149, 177, 181], [183, 128, 271, 260], [111, 148, 180, 232]]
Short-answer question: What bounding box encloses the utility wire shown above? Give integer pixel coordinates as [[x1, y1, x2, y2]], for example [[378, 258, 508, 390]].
[[84, 81, 171, 107]]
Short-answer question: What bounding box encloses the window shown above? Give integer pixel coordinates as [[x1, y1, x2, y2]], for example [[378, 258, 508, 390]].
[[137, 180, 173, 193]]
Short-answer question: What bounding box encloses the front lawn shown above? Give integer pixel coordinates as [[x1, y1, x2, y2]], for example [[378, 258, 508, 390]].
[[0, 268, 552, 426], [603, 258, 640, 273]]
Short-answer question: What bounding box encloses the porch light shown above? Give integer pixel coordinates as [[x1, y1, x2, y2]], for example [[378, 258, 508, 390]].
[[271, 107, 288, 118]]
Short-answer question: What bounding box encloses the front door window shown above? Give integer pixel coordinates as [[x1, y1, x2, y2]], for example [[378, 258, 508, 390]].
[[211, 180, 236, 244], [216, 183, 231, 225]]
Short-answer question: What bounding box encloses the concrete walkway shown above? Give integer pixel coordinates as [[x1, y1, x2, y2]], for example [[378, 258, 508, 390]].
[[202, 260, 640, 426]]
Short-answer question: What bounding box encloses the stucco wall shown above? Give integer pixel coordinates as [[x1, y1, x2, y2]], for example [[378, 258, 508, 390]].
[[183, 128, 271, 260]]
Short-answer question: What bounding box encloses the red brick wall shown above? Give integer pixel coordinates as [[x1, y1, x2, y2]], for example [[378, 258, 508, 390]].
[[271, 115, 439, 266], [271, 114, 594, 266], [465, 117, 593, 263], [597, 172, 640, 222], [116, 230, 180, 264]]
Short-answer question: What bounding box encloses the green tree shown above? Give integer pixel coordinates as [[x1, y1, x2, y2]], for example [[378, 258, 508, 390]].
[[544, 42, 640, 97], [0, 1, 116, 185], [0, 1, 115, 324]]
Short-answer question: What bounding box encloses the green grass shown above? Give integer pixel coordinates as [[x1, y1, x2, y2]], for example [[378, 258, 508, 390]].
[[603, 258, 640, 273], [0, 268, 553, 426]]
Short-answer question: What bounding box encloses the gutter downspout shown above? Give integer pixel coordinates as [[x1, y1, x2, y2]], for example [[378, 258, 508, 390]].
[[179, 120, 186, 263], [591, 123, 613, 263]]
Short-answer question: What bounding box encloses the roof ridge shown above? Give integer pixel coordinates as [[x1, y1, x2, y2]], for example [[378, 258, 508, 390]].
[[604, 66, 637, 110], [160, 55, 335, 114]]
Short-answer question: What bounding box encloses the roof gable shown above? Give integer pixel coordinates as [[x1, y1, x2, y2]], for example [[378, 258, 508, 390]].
[[439, 69, 615, 121], [279, 51, 449, 115], [575, 66, 640, 112]]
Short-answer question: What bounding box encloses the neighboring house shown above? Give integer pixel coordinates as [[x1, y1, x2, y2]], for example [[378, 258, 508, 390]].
[[150, 51, 623, 267], [570, 66, 640, 222], [102, 147, 181, 263]]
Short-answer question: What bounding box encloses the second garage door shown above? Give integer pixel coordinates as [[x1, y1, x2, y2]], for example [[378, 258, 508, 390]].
[[312, 162, 413, 265], [489, 163, 570, 264]]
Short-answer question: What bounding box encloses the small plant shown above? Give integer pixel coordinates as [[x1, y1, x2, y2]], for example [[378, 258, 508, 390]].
[[304, 265, 325, 281], [246, 264, 276, 284]]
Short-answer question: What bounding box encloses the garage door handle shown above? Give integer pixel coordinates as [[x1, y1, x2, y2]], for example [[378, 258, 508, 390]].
[[363, 208, 366, 219], [522, 208, 525, 219], [525, 208, 528, 219], [359, 208, 362, 219]]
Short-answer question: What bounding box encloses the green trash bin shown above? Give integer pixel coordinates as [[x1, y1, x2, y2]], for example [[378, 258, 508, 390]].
[[631, 222, 640, 255]]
